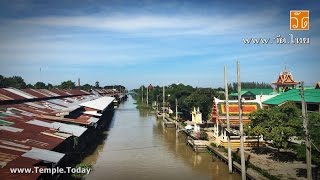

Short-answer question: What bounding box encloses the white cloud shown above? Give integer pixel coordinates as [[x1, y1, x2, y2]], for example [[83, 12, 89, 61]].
[[14, 12, 277, 36]]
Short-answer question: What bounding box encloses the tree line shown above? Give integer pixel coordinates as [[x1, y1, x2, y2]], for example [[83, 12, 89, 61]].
[[228, 81, 272, 92], [0, 74, 125, 91], [132, 82, 272, 121]]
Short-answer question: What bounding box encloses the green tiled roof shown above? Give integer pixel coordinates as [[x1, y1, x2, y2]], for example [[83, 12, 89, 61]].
[[229, 90, 254, 97], [229, 89, 274, 97], [242, 89, 274, 95], [263, 89, 320, 105]]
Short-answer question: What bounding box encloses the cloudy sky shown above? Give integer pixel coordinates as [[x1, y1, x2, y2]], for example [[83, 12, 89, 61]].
[[0, 0, 319, 89]]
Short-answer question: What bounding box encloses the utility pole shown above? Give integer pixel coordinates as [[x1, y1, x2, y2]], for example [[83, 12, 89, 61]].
[[156, 95, 159, 112], [141, 86, 144, 104], [237, 61, 246, 180], [175, 98, 178, 129], [225, 65, 232, 173], [163, 85, 165, 121], [147, 86, 149, 106], [300, 81, 312, 180]]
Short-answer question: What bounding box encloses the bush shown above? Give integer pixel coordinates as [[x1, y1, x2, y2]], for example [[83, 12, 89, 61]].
[[200, 131, 208, 140], [72, 163, 93, 179]]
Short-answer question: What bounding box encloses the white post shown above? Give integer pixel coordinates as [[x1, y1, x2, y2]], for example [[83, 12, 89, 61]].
[[225, 65, 232, 173], [237, 61, 246, 180], [300, 81, 312, 180], [163, 86, 165, 121], [176, 98, 178, 129], [147, 87, 149, 106], [141, 86, 144, 104]]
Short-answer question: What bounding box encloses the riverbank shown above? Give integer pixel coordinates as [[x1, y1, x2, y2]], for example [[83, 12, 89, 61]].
[[163, 115, 315, 180]]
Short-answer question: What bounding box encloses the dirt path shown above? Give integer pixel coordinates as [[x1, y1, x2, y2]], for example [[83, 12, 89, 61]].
[[245, 148, 307, 180]]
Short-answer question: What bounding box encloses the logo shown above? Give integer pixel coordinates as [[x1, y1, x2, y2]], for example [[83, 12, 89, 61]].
[[290, 10, 309, 30]]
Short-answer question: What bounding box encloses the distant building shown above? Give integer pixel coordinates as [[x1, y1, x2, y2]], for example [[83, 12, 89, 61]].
[[262, 67, 320, 111], [272, 67, 299, 93], [147, 84, 154, 90]]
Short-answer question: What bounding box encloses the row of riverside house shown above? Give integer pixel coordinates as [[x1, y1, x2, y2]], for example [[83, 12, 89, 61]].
[[0, 87, 126, 179]]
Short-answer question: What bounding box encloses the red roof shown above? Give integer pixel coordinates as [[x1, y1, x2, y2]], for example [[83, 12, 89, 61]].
[[272, 69, 298, 85], [0, 89, 26, 101]]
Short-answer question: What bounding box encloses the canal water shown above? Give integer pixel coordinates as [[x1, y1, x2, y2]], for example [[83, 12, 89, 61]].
[[83, 96, 240, 180]]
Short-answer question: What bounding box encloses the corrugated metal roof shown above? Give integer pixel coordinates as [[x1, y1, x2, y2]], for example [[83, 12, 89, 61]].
[[43, 102, 66, 110], [51, 122, 87, 137], [79, 96, 114, 111], [263, 89, 320, 105], [30, 89, 51, 97], [40, 89, 60, 96], [88, 117, 99, 123], [4, 88, 36, 99], [0, 93, 13, 101], [21, 89, 48, 99], [22, 147, 65, 164], [26, 120, 87, 137], [0, 126, 24, 132], [0, 119, 14, 126], [47, 99, 68, 107], [83, 111, 102, 117], [0, 88, 26, 100], [26, 119, 52, 128], [25, 102, 46, 109]]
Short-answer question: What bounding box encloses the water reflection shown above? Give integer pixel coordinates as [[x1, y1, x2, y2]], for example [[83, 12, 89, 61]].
[[83, 96, 240, 180]]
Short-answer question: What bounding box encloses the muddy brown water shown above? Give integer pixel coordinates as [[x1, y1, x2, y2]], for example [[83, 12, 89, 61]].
[[83, 96, 241, 180]]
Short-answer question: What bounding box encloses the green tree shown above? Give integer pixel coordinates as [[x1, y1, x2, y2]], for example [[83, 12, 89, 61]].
[[132, 83, 218, 120], [47, 83, 53, 90], [26, 84, 34, 88], [81, 84, 92, 91], [95, 81, 100, 88], [246, 125, 266, 148], [249, 102, 303, 153], [0, 75, 4, 88], [34, 82, 46, 89], [60, 80, 75, 89], [1, 76, 26, 89]]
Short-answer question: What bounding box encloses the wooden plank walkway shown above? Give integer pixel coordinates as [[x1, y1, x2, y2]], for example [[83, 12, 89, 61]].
[[161, 115, 176, 128], [207, 145, 268, 180], [186, 137, 208, 152]]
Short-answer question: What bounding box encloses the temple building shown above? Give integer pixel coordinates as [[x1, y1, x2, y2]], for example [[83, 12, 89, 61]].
[[210, 97, 263, 149], [272, 67, 299, 93], [263, 68, 320, 111]]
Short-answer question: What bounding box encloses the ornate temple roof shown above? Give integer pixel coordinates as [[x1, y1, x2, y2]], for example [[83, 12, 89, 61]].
[[272, 68, 299, 86], [210, 97, 262, 126]]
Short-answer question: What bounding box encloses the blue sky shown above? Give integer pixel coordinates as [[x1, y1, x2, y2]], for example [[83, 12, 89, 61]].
[[0, 0, 319, 89]]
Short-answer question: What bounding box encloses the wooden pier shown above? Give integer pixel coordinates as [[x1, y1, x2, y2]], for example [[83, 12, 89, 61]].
[[186, 137, 208, 152], [164, 117, 176, 128], [157, 113, 176, 128]]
